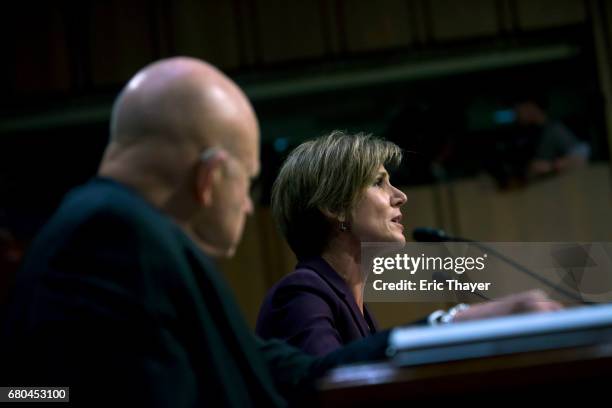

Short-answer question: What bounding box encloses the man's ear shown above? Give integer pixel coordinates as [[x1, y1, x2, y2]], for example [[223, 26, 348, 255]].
[[195, 149, 227, 207]]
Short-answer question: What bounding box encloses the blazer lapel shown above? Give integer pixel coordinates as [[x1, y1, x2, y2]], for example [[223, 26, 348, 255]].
[[363, 304, 379, 333], [297, 257, 373, 337]]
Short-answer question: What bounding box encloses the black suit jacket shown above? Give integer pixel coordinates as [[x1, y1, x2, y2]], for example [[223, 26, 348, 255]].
[[1, 178, 390, 407]]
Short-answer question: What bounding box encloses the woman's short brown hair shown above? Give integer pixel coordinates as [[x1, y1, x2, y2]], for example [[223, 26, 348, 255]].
[[271, 130, 402, 259]]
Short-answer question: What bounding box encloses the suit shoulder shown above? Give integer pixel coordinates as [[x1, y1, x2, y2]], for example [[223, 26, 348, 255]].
[[263, 267, 339, 309], [31, 179, 184, 262], [274, 267, 329, 290], [55, 179, 176, 237]]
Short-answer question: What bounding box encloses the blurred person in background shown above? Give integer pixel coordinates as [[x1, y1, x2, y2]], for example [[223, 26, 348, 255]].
[[514, 99, 590, 177]]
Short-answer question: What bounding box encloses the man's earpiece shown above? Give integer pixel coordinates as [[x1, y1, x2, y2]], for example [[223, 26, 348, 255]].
[[196, 147, 227, 206]]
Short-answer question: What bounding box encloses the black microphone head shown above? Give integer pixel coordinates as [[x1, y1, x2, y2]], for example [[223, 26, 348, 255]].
[[412, 227, 450, 242]]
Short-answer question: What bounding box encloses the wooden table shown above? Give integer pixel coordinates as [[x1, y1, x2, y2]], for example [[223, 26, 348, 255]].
[[319, 341, 612, 405]]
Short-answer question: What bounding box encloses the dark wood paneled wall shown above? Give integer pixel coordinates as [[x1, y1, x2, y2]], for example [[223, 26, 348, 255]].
[[2, 0, 591, 96]]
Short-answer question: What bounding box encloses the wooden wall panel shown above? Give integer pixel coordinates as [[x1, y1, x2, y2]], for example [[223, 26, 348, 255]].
[[453, 164, 612, 241], [90, 0, 156, 86], [5, 0, 599, 96], [170, 0, 241, 69], [254, 0, 328, 63], [590, 0, 612, 162], [254, 207, 297, 285], [341, 0, 414, 52], [516, 0, 587, 30], [11, 5, 71, 93], [218, 213, 273, 326], [401, 184, 446, 233], [429, 0, 500, 41], [218, 207, 296, 326]]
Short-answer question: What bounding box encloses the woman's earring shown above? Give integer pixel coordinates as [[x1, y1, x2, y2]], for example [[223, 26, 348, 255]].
[[340, 222, 348, 231]]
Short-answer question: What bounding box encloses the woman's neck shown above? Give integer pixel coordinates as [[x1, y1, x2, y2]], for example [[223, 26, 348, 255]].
[[321, 240, 365, 314]]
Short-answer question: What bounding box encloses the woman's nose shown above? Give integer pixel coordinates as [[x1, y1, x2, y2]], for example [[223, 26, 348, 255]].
[[392, 186, 407, 207]]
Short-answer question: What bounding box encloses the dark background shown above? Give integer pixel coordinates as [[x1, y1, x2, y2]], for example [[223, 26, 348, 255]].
[[2, 0, 612, 325]]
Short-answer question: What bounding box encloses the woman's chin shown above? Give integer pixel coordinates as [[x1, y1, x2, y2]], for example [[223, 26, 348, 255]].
[[391, 233, 406, 243]]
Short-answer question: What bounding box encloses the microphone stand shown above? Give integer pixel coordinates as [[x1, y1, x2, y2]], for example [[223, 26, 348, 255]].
[[414, 228, 588, 304]]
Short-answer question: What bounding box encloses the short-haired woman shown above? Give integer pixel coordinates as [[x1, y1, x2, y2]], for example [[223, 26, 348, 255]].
[[257, 131, 404, 356]]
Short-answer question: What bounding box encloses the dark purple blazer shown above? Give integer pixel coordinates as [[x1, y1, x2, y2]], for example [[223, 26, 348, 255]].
[[256, 257, 379, 356]]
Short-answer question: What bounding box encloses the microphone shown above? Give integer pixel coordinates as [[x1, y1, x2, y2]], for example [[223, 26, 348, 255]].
[[412, 227, 461, 242], [412, 227, 587, 304]]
